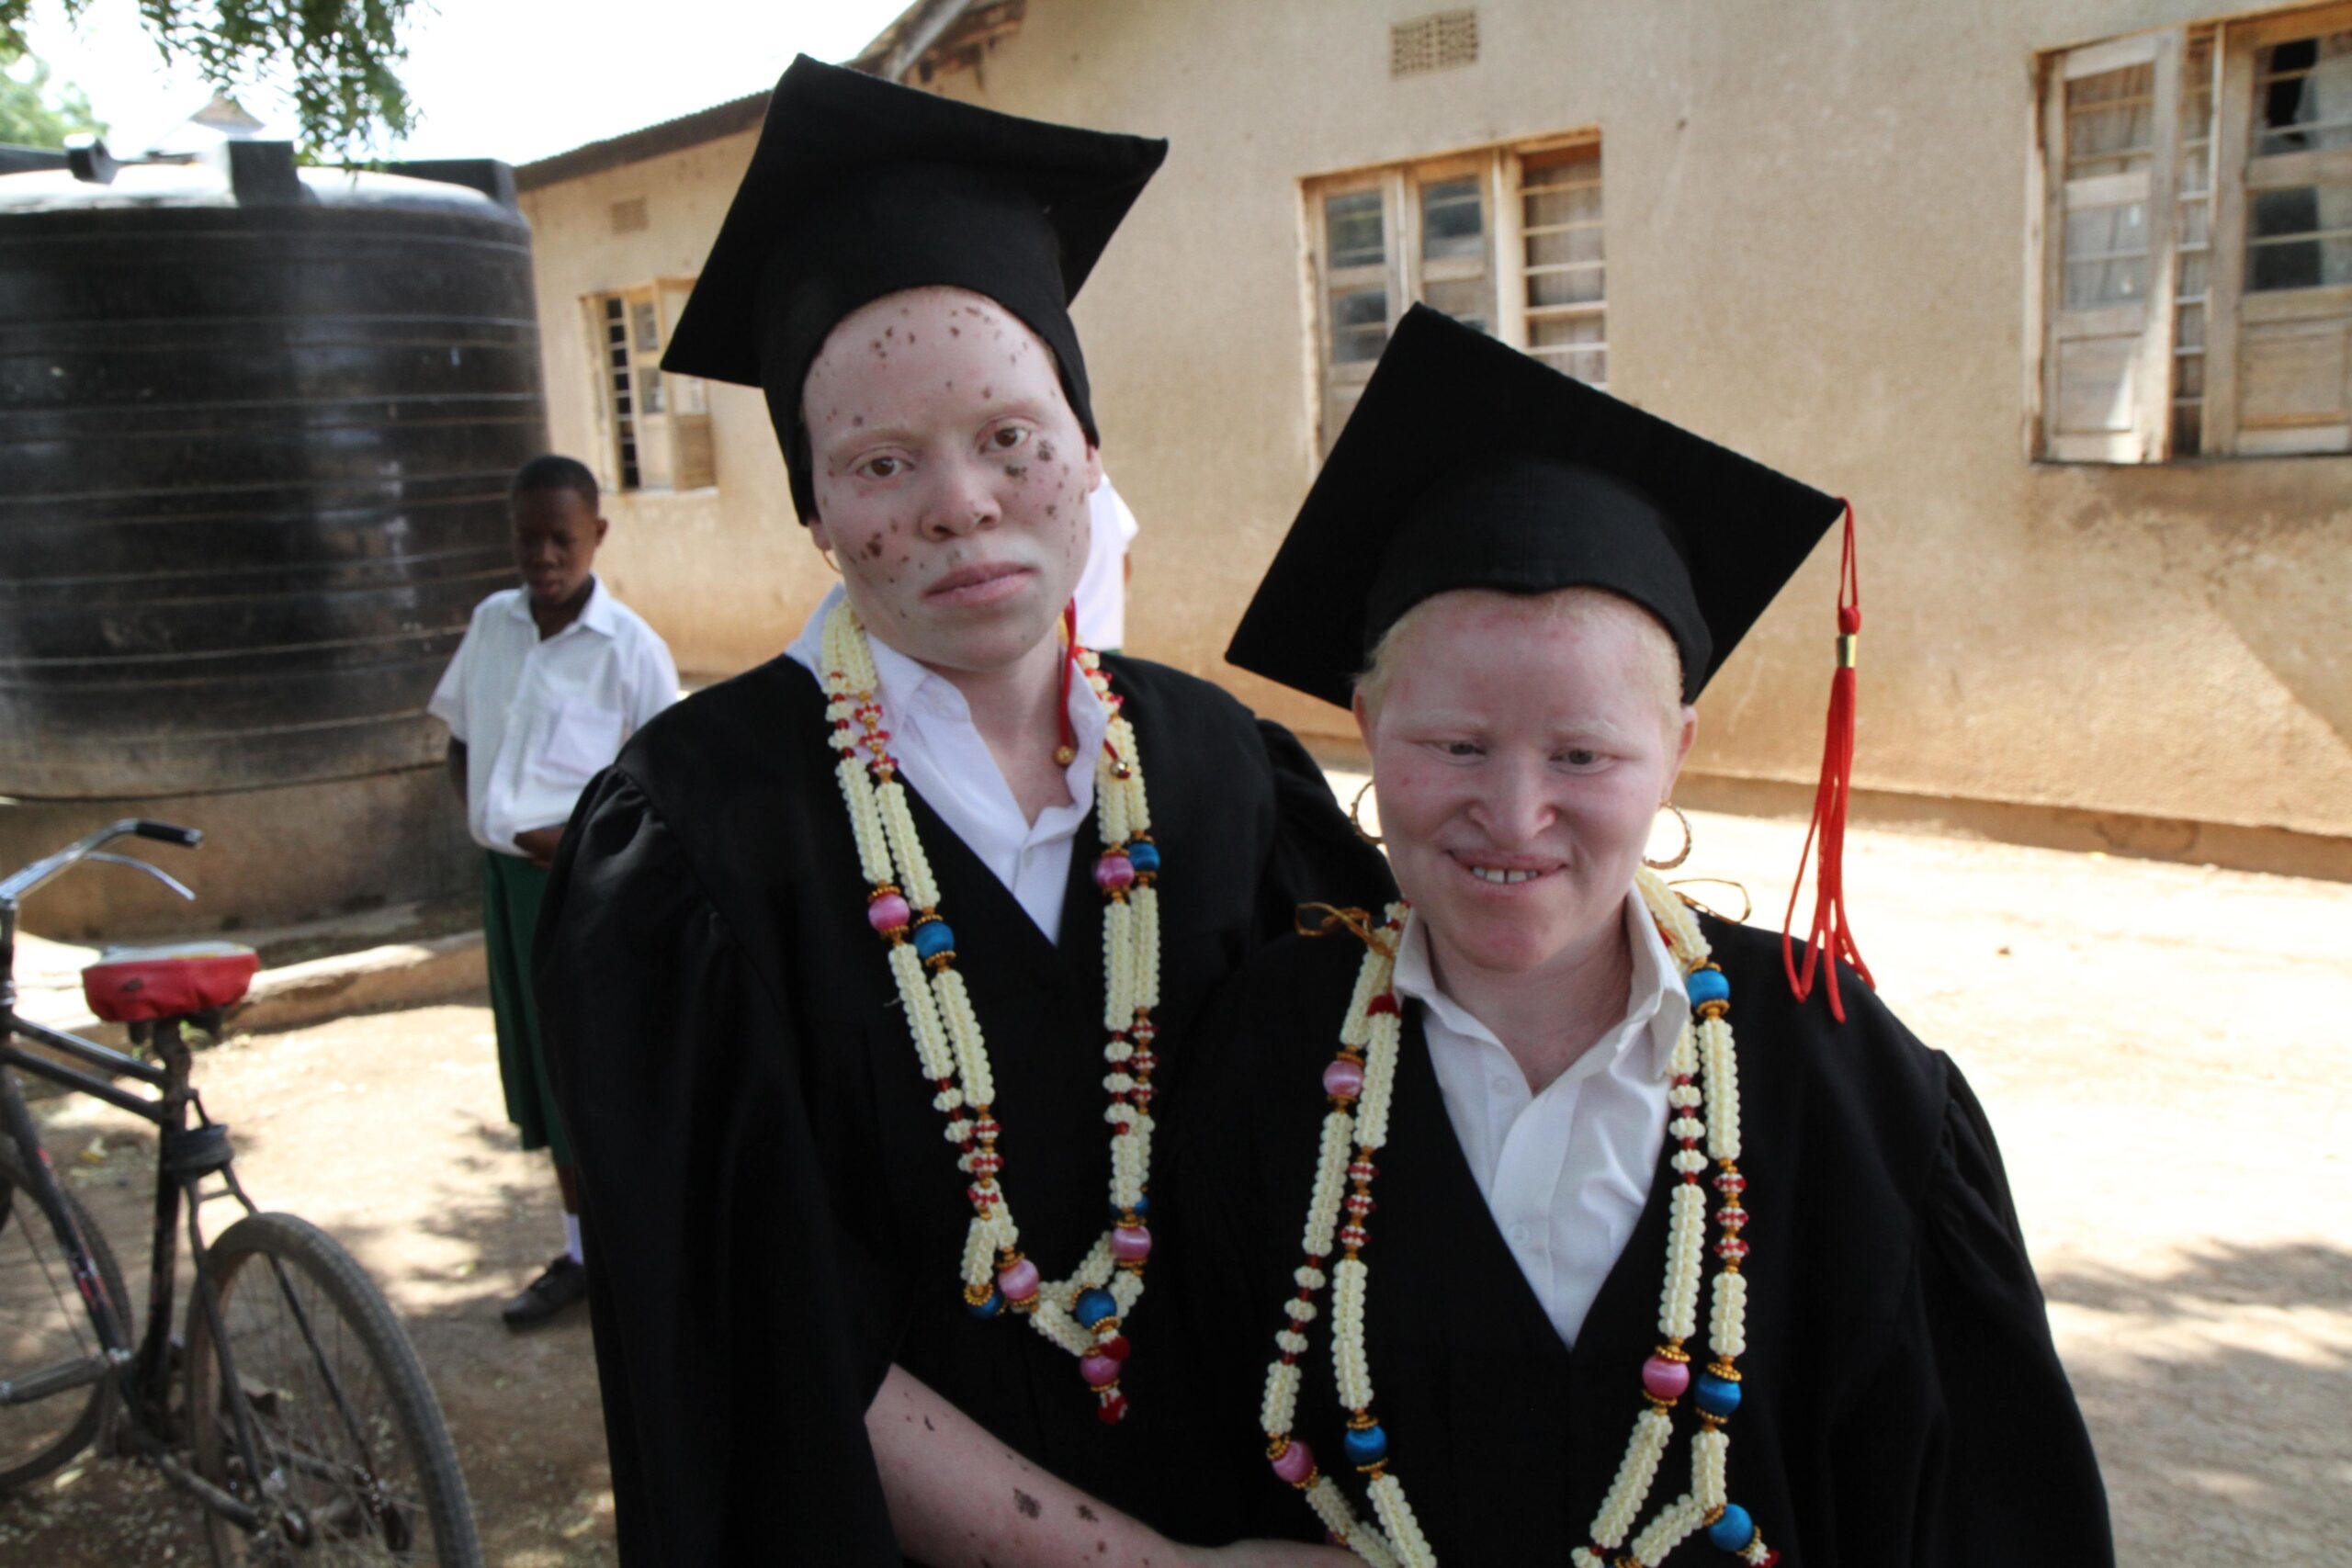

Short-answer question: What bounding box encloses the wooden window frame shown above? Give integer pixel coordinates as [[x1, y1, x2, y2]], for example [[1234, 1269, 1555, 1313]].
[[585, 278, 716, 493], [2031, 3, 2352, 462], [1304, 133, 1604, 456]]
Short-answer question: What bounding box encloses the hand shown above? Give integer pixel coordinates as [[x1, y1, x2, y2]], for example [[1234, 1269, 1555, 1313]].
[[513, 825, 564, 869], [1189, 1542, 1362, 1567]]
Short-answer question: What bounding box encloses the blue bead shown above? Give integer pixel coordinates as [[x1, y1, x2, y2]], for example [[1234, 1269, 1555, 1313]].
[[1692, 1371, 1743, 1419], [1687, 968, 1731, 1007], [913, 920, 956, 961], [968, 1290, 1004, 1319], [1126, 841, 1161, 873], [1706, 1503, 1756, 1552], [1340, 1424, 1388, 1468], [1124, 1194, 1151, 1220], [1074, 1287, 1119, 1328]]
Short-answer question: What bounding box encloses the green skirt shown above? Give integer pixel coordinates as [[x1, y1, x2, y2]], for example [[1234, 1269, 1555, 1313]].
[[482, 851, 570, 1165]]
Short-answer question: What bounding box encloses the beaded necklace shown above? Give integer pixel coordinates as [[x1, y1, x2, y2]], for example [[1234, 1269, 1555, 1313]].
[[821, 601, 1161, 1424], [1259, 871, 1779, 1565]]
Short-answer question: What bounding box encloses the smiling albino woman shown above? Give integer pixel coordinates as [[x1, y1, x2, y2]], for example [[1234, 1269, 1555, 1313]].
[[1171, 307, 2114, 1567]]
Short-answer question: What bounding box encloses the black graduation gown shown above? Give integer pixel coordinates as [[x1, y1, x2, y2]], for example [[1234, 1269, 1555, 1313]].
[[1170, 916, 2114, 1566], [532, 651, 1393, 1565]]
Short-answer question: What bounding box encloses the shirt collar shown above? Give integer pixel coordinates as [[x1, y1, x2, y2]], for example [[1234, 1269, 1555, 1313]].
[[787, 583, 1114, 797], [1391, 890, 1690, 1079], [505, 575, 616, 638]]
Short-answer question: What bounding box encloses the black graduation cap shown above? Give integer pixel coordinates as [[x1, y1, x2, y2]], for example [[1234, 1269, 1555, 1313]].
[[1227, 304, 1847, 707], [661, 54, 1167, 518]]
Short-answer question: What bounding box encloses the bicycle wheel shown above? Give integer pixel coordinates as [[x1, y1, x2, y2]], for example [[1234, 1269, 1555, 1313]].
[[185, 1212, 481, 1567], [0, 1132, 132, 1493]]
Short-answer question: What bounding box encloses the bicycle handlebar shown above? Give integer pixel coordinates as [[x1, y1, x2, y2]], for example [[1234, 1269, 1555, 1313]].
[[0, 819, 202, 907]]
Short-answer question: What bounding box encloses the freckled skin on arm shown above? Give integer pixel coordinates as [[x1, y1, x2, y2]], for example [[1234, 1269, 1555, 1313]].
[[865, 1366, 1353, 1568]]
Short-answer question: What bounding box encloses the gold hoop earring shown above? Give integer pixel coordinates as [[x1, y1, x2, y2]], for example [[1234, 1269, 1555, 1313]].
[[1644, 802, 1692, 871], [1348, 779, 1385, 847]]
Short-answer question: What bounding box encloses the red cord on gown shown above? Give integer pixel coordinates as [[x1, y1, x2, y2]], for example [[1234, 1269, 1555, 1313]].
[[1057, 600, 1080, 762], [1781, 502, 1872, 1021]]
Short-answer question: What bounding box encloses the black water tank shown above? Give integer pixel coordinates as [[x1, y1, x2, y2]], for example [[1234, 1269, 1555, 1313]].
[[0, 141, 544, 798]]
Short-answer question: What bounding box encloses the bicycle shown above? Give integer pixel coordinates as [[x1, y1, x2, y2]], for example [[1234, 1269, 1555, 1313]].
[[0, 818, 483, 1564]]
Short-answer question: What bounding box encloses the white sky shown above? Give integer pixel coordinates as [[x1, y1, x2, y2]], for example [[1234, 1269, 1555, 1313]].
[[17, 0, 914, 162]]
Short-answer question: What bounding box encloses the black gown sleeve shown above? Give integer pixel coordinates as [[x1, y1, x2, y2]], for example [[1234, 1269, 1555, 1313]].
[[1252, 717, 1395, 931], [534, 770, 903, 1566], [1908, 1065, 2114, 1567]]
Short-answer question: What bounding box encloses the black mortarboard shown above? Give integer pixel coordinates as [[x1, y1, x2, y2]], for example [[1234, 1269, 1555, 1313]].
[[662, 55, 1167, 520], [1227, 305, 1846, 707]]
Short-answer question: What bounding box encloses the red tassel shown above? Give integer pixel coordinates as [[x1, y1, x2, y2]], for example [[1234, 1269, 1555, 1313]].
[[1781, 501, 1872, 1021]]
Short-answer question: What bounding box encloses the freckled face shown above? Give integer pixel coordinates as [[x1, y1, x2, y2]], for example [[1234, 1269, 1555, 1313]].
[[1357, 591, 1696, 987], [801, 288, 1102, 674]]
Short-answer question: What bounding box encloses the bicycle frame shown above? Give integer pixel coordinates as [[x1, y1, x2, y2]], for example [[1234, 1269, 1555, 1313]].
[[0, 823, 397, 1535]]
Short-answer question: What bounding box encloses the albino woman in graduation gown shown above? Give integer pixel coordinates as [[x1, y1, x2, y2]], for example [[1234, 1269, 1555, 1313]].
[[536, 59, 1386, 1567], [1171, 308, 2111, 1566]]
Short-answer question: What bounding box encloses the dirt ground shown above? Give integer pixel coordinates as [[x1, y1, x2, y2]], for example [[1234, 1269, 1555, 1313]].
[[3, 802, 2346, 1566]]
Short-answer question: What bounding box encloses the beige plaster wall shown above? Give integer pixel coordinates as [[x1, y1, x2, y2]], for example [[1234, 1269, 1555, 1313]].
[[912, 0, 2352, 842], [519, 130, 833, 675]]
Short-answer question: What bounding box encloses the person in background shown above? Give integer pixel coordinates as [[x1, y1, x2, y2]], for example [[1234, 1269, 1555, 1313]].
[[1073, 475, 1140, 654], [430, 453, 678, 1331]]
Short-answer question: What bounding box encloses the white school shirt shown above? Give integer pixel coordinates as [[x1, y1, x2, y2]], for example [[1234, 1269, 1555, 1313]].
[[428, 579, 679, 855], [784, 584, 1110, 944], [1071, 477, 1140, 651], [1392, 895, 1686, 1348]]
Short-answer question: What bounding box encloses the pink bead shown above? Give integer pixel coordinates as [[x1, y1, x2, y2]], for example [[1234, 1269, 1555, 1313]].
[[1110, 1224, 1153, 1264], [1080, 1353, 1122, 1389], [997, 1258, 1040, 1302], [866, 893, 911, 933], [1322, 1058, 1365, 1099], [1093, 853, 1136, 892], [1642, 1354, 1690, 1401], [1271, 1439, 1316, 1485]]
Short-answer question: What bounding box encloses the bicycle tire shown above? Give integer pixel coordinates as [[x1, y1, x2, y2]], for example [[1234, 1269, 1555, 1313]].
[[0, 1133, 133, 1494], [185, 1211, 481, 1567]]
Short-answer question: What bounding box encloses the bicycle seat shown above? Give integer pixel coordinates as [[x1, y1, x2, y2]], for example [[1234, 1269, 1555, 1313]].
[[81, 942, 259, 1023]]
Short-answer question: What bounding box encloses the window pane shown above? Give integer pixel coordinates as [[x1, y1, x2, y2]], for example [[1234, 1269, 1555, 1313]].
[[2245, 180, 2352, 290], [2179, 249, 2210, 297], [1422, 275, 1489, 331], [2175, 354, 2206, 398], [1525, 224, 1605, 267], [603, 297, 624, 320], [2177, 301, 2205, 349], [1523, 183, 1602, 230], [2178, 199, 2211, 248], [642, 367, 665, 413], [2254, 32, 2352, 155], [1531, 314, 1605, 350], [632, 300, 661, 353], [2066, 63, 2155, 177], [2064, 256, 2148, 308], [1329, 285, 1389, 362], [1420, 177, 1485, 259], [1529, 265, 1605, 307], [1326, 190, 1385, 269], [2172, 400, 2203, 456], [1532, 345, 1607, 385]]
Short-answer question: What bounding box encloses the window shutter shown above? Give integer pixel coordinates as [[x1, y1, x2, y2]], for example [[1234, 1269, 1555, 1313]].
[[2041, 34, 2183, 463], [2207, 7, 2352, 456]]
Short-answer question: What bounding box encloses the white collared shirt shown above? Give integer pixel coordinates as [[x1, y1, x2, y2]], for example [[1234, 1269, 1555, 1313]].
[[429, 579, 679, 855], [785, 584, 1110, 944], [1394, 895, 1687, 1348], [1072, 477, 1140, 651]]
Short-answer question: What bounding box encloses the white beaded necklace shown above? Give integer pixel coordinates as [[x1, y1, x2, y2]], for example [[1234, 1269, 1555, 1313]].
[[1259, 871, 1779, 1565], [821, 600, 1162, 1424]]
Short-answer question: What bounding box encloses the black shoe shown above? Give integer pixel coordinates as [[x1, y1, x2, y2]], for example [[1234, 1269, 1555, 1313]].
[[501, 1254, 587, 1330]]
